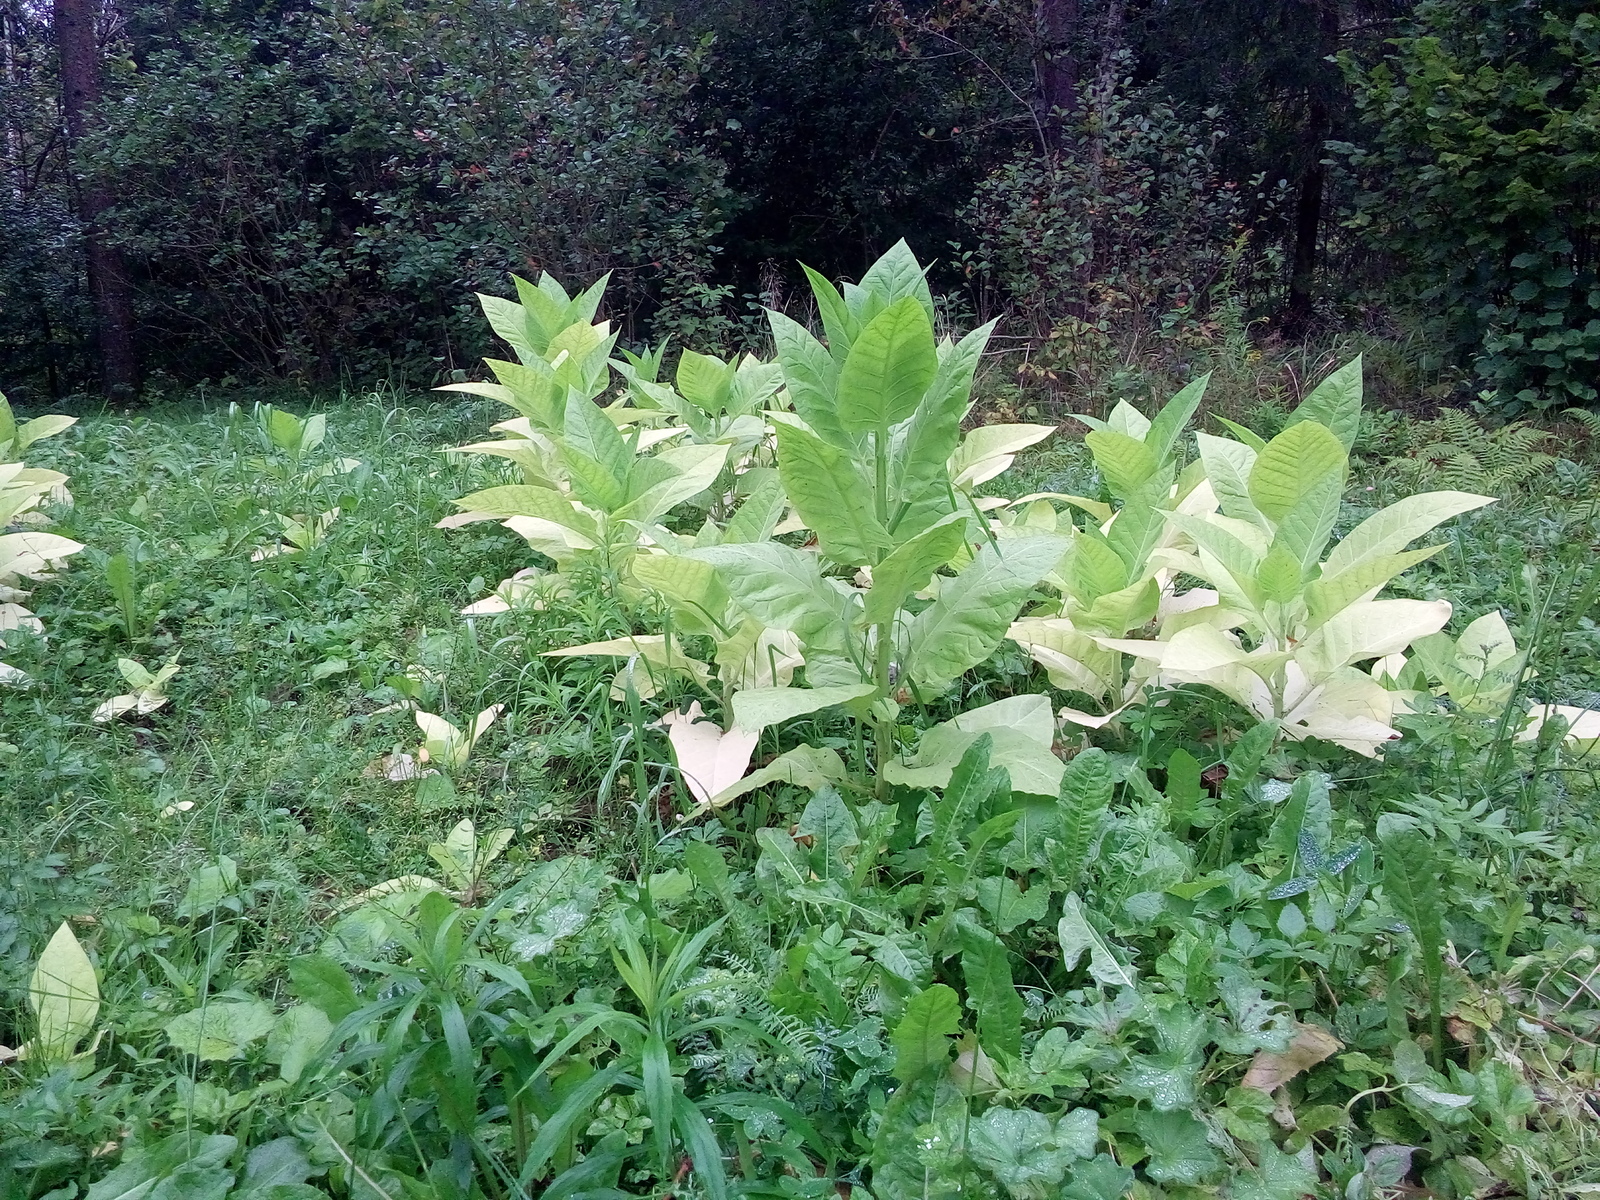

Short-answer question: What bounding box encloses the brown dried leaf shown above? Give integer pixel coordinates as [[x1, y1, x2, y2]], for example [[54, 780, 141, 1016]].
[[1243, 1021, 1342, 1092]]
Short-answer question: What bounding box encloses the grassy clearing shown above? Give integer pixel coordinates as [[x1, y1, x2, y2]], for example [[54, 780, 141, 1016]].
[[3, 394, 635, 967], [5, 364, 1600, 1197]]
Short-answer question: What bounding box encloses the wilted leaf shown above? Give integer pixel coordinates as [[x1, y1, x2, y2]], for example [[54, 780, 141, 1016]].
[[658, 701, 759, 806], [1243, 1021, 1342, 1092]]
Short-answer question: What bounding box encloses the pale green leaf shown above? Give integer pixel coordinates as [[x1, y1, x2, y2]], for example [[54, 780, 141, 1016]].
[[1321, 491, 1495, 578], [1305, 546, 1444, 628], [630, 553, 729, 636], [835, 297, 937, 434], [689, 543, 846, 643], [1298, 599, 1453, 676], [774, 419, 889, 564], [1195, 432, 1262, 525], [477, 293, 539, 361], [884, 695, 1063, 797], [703, 744, 847, 811], [1247, 421, 1346, 521], [799, 263, 857, 365], [1269, 466, 1344, 570], [889, 321, 995, 537], [949, 424, 1056, 489], [14, 415, 76, 453], [721, 470, 787, 544], [675, 349, 735, 413], [1144, 373, 1209, 463], [731, 684, 875, 734], [905, 536, 1067, 691], [1058, 893, 1136, 987], [1085, 430, 1158, 498], [858, 238, 936, 321], [165, 1000, 277, 1061], [1288, 355, 1363, 449], [863, 515, 967, 625], [28, 923, 99, 1062]]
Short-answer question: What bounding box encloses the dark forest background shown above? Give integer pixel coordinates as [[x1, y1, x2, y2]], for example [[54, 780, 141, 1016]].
[[1, 0, 1596, 412]]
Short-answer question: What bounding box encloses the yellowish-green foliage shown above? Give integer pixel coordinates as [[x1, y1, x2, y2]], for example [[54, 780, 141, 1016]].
[[0, 391, 81, 686]]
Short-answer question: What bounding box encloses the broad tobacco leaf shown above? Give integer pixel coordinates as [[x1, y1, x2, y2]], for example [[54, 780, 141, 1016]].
[[657, 701, 759, 807], [904, 536, 1068, 691], [27, 923, 99, 1063]]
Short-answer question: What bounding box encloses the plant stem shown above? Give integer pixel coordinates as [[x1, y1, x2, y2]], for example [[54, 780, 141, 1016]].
[[874, 629, 894, 802]]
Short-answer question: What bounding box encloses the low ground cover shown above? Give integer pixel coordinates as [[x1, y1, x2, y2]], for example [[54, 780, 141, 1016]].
[[4, 250, 1600, 1198]]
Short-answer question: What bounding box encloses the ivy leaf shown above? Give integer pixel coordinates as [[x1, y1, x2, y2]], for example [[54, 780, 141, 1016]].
[[975, 876, 1050, 935], [968, 1107, 1098, 1200], [1230, 1141, 1320, 1200], [1060, 1154, 1135, 1200], [165, 1000, 278, 1061], [1134, 1110, 1221, 1184]]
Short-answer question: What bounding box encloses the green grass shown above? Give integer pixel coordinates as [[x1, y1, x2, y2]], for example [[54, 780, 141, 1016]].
[[6, 385, 1600, 1197], [2, 394, 642, 987]]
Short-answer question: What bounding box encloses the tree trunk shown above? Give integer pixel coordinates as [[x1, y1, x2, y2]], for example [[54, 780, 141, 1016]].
[[1283, 0, 1342, 337], [1033, 0, 1081, 157], [1284, 148, 1326, 335], [3, 5, 24, 202], [54, 0, 136, 398]]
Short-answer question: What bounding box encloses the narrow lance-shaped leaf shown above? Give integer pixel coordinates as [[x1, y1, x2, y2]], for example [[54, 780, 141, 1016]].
[[1383, 831, 1446, 1064], [799, 263, 858, 365], [960, 930, 1023, 1059], [768, 311, 852, 448], [1143, 372, 1210, 464], [891, 983, 961, 1082], [890, 320, 997, 537], [1055, 749, 1111, 891]]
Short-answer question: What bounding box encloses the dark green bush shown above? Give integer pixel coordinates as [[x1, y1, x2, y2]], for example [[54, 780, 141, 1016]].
[[1337, 0, 1600, 412]]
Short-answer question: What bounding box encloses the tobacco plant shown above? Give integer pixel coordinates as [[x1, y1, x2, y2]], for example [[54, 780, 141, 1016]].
[[0, 391, 81, 686], [1097, 360, 1496, 754], [443, 274, 730, 604], [620, 242, 1071, 797]]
